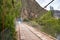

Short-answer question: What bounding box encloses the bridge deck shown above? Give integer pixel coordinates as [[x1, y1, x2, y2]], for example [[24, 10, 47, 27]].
[[16, 22, 56, 40]]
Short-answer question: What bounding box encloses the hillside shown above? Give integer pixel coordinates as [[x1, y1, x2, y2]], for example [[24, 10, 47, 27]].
[[21, 0, 47, 20]]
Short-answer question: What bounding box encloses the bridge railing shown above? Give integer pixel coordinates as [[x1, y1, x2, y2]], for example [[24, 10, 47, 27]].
[[0, 28, 14, 40]]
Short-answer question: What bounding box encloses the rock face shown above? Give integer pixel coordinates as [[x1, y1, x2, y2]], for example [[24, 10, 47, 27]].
[[21, 0, 47, 20]]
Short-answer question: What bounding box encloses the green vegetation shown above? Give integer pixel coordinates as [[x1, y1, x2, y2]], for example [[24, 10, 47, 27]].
[[0, 0, 22, 40], [36, 11, 60, 37]]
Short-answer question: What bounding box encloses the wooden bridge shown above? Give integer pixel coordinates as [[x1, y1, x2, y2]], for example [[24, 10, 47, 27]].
[[16, 21, 56, 40]]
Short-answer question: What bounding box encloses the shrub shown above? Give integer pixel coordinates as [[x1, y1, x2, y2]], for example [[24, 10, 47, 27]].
[[36, 11, 60, 37], [0, 0, 22, 40]]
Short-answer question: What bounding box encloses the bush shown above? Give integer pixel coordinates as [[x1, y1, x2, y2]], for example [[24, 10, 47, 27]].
[[36, 11, 60, 37], [0, 0, 22, 40]]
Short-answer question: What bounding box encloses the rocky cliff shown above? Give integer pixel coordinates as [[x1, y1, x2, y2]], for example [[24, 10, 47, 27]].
[[21, 0, 47, 20]]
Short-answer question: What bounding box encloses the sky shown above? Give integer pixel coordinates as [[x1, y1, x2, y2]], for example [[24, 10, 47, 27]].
[[36, 0, 60, 10]]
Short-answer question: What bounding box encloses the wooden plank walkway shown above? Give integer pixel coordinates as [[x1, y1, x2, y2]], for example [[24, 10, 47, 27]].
[[16, 22, 56, 40], [20, 23, 41, 40]]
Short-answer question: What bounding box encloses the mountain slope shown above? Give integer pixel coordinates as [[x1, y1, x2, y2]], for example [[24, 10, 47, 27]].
[[21, 0, 47, 20]]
